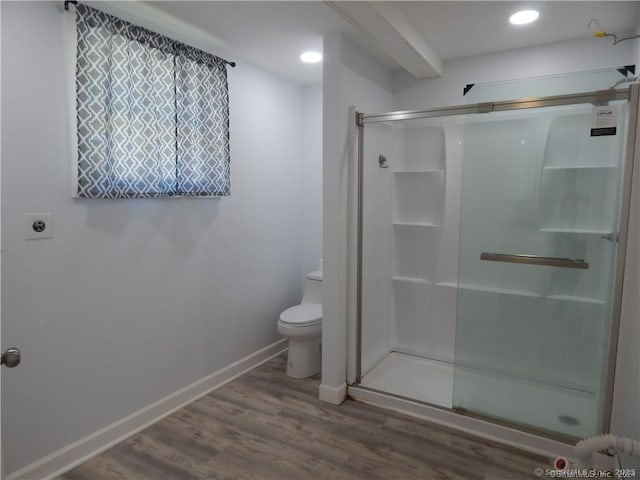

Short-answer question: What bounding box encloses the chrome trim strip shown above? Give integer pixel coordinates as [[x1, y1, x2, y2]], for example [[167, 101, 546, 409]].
[[355, 111, 364, 384], [360, 89, 631, 124], [602, 83, 640, 432]]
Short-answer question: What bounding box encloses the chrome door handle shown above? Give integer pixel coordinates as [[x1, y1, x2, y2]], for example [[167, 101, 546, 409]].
[[480, 253, 589, 269], [1, 348, 21, 368]]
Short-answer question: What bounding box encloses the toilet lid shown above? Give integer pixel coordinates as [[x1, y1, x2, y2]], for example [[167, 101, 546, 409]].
[[279, 304, 322, 326]]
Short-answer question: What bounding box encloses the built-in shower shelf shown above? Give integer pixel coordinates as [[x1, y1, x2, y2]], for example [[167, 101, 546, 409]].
[[393, 171, 445, 225], [394, 170, 444, 175], [540, 228, 613, 235], [393, 124, 445, 172], [436, 282, 541, 298], [540, 164, 618, 233], [542, 165, 617, 170], [435, 283, 604, 304], [393, 221, 441, 228], [546, 294, 606, 305], [391, 276, 430, 285]]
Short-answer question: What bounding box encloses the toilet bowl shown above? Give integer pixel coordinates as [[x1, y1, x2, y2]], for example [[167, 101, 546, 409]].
[[278, 267, 322, 378]]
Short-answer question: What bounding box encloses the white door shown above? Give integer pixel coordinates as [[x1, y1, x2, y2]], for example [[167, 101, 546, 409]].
[[0, 82, 23, 478]]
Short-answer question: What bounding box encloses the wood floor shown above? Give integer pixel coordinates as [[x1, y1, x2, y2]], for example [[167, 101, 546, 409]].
[[58, 354, 551, 480]]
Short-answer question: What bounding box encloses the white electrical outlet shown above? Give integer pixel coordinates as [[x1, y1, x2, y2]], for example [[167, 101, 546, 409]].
[[24, 213, 53, 240]]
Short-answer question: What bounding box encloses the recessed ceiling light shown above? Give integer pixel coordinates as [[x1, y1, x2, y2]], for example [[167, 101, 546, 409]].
[[300, 51, 322, 64], [509, 9, 539, 25]]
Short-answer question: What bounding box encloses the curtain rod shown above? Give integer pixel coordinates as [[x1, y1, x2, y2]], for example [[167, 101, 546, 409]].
[[63, 0, 236, 67]]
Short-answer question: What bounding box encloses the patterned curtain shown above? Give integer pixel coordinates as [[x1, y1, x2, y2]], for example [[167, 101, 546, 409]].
[[75, 4, 230, 198]]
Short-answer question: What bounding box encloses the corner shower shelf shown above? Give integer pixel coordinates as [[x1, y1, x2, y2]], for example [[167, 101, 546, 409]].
[[393, 222, 441, 281], [435, 282, 540, 298], [391, 276, 430, 285], [435, 281, 457, 289], [393, 124, 445, 172], [435, 282, 604, 304], [394, 170, 444, 174], [542, 165, 617, 170], [458, 284, 541, 298], [540, 228, 614, 234], [436, 282, 542, 298], [393, 171, 445, 225], [540, 163, 618, 233], [393, 221, 441, 228], [546, 294, 605, 305]]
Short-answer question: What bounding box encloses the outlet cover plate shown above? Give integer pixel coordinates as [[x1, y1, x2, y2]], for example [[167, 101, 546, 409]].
[[25, 213, 53, 240]]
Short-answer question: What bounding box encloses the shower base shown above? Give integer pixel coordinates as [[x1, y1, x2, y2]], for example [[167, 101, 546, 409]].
[[360, 351, 597, 438], [361, 352, 454, 407]]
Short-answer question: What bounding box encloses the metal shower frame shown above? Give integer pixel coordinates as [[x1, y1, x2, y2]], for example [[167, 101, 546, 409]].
[[353, 84, 640, 440]]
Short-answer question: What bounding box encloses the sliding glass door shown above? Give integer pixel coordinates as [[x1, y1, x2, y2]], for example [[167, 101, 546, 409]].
[[356, 82, 638, 440], [453, 98, 632, 438]]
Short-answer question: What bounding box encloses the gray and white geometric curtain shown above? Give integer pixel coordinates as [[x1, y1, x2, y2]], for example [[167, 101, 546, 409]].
[[75, 4, 230, 198]]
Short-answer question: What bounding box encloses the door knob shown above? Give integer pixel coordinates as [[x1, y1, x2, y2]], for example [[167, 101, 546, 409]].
[[1, 348, 21, 368]]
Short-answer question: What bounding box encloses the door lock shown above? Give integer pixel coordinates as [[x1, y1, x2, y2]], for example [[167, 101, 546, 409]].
[[1, 348, 21, 368]]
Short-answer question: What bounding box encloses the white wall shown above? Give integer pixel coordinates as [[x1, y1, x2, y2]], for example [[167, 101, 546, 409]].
[[301, 85, 323, 275], [320, 32, 393, 401], [394, 37, 637, 110], [1, 1, 311, 475], [360, 121, 393, 373]]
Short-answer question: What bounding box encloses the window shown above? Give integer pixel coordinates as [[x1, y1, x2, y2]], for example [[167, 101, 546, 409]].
[[74, 4, 231, 198]]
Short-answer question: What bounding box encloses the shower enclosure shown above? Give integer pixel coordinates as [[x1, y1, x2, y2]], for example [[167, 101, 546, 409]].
[[353, 82, 639, 441]]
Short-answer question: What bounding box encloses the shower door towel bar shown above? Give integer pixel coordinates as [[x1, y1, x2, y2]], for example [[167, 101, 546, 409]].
[[480, 252, 589, 269]]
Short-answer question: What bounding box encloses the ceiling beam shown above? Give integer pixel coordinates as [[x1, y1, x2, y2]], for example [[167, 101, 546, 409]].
[[326, 1, 443, 78]]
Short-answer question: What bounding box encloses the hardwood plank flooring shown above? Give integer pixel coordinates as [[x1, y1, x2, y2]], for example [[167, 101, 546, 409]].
[[58, 354, 552, 480]]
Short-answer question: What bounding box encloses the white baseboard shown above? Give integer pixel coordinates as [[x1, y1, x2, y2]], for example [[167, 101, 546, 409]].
[[6, 339, 288, 480], [318, 381, 347, 405]]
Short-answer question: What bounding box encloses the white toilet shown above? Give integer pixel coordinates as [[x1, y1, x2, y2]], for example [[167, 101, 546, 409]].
[[278, 265, 322, 378]]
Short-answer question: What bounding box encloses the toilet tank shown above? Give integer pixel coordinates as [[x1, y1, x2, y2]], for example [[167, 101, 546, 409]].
[[301, 270, 322, 305]]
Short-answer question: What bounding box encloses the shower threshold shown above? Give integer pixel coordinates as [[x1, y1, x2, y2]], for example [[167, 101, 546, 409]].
[[359, 351, 597, 438]]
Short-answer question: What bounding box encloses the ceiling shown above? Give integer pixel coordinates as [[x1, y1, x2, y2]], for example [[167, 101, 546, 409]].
[[400, 2, 639, 60], [147, 1, 353, 85], [147, 1, 640, 85]]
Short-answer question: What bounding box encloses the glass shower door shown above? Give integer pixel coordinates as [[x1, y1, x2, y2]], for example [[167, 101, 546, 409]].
[[453, 99, 631, 438]]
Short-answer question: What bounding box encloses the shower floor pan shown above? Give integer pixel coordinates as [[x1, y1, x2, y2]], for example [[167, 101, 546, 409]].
[[360, 352, 597, 438]]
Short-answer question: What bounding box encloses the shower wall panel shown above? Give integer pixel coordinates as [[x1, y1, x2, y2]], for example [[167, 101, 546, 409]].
[[389, 122, 460, 364], [361, 123, 394, 373]]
